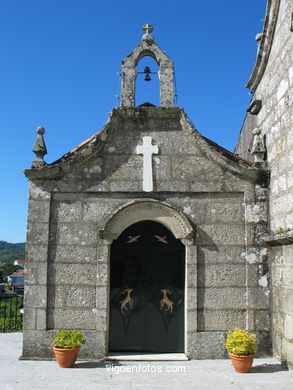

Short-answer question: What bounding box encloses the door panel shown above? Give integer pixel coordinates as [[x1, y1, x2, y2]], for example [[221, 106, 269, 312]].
[[109, 220, 185, 353]]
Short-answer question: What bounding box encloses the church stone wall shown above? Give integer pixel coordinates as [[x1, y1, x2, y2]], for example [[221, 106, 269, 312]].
[[23, 107, 269, 359], [236, 0, 293, 233], [270, 245, 293, 367], [236, 0, 293, 367]]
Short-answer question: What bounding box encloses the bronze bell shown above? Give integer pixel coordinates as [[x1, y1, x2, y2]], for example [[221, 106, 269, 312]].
[[144, 66, 151, 81]]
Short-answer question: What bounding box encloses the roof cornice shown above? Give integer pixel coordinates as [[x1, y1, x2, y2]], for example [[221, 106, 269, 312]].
[[179, 111, 269, 185], [246, 0, 280, 91]]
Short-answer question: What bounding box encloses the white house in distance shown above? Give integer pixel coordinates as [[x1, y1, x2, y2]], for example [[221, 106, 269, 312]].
[[14, 260, 26, 268]]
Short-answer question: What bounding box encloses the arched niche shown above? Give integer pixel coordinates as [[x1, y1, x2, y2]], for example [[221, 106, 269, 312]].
[[101, 199, 194, 246], [135, 55, 160, 106]]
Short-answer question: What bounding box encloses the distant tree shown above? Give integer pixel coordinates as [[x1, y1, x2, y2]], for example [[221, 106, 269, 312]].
[[0, 241, 8, 250], [0, 241, 25, 264], [2, 263, 17, 278]]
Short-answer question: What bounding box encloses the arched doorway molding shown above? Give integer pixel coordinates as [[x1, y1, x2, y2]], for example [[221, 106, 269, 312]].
[[101, 199, 194, 246]]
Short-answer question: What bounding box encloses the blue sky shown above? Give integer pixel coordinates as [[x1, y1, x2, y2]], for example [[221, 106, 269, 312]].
[[0, 0, 267, 243]]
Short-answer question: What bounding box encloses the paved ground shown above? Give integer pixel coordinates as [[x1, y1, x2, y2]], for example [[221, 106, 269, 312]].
[[1, 333, 293, 390]]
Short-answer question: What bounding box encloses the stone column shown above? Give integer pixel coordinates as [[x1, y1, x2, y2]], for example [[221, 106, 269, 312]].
[[22, 181, 51, 358], [185, 244, 198, 342], [159, 65, 175, 107], [121, 66, 137, 107]]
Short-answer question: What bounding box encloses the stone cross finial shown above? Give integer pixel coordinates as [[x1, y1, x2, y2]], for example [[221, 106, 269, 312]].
[[143, 24, 153, 35], [136, 136, 158, 192], [142, 23, 154, 45], [251, 128, 266, 163], [31, 126, 47, 168]]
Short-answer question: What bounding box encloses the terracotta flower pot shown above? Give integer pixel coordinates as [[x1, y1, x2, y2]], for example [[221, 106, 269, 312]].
[[53, 346, 80, 368], [229, 353, 255, 373]]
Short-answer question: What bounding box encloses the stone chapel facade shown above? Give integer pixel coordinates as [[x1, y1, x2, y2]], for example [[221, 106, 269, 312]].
[[22, 1, 292, 366]]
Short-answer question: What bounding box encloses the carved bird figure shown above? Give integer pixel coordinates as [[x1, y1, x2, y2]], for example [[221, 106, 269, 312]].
[[154, 235, 168, 244], [126, 235, 141, 243]]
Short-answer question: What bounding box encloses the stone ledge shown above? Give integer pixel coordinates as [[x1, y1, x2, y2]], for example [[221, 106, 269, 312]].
[[266, 231, 293, 246]]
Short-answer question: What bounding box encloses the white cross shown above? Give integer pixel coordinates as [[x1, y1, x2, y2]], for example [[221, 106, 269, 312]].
[[136, 136, 158, 192], [142, 24, 153, 35]]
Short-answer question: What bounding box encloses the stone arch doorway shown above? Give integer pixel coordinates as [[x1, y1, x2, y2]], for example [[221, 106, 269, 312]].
[[109, 220, 185, 353]]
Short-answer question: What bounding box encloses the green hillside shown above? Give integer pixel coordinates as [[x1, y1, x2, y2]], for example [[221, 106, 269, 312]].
[[0, 241, 25, 264]]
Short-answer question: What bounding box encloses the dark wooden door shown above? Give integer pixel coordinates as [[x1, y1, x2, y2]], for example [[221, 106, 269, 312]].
[[109, 220, 185, 353]]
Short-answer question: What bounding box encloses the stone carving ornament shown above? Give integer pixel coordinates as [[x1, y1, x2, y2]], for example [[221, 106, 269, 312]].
[[251, 128, 266, 163]]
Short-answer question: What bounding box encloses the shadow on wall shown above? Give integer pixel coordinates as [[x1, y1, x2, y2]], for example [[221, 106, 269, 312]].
[[196, 231, 218, 332]]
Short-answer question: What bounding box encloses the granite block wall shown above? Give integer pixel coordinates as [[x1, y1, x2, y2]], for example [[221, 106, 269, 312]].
[[270, 245, 293, 367], [23, 187, 270, 359], [236, 0, 293, 367]]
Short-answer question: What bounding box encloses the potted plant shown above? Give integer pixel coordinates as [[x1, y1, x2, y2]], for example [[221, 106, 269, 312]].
[[225, 328, 257, 373], [53, 329, 85, 368]]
